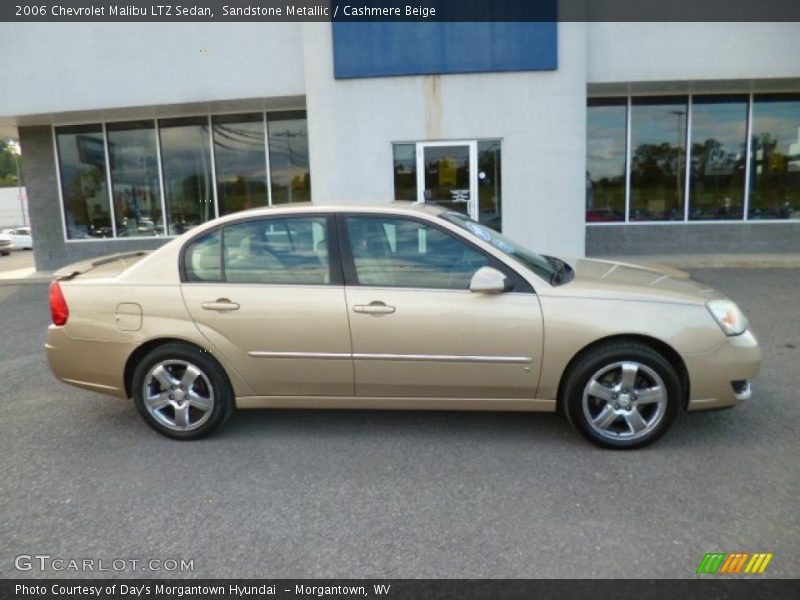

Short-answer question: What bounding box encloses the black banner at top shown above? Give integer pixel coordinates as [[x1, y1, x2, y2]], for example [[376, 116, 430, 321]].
[[2, 0, 800, 22]]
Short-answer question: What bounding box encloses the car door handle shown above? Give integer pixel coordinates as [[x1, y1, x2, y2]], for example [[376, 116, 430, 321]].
[[353, 302, 396, 315], [201, 298, 240, 311]]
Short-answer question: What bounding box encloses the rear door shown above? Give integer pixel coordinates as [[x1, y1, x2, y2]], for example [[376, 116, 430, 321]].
[[180, 214, 353, 397]]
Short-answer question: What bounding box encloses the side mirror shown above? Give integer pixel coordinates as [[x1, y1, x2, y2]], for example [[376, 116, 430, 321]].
[[469, 266, 511, 294]]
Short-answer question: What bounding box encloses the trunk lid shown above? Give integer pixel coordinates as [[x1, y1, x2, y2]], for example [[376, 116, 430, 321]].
[[54, 251, 150, 280]]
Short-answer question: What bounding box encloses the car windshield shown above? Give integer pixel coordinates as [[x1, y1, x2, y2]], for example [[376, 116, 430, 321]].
[[439, 211, 560, 283]]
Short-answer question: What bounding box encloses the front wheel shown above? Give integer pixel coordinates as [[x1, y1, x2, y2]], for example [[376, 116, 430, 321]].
[[132, 343, 234, 440], [562, 342, 681, 449]]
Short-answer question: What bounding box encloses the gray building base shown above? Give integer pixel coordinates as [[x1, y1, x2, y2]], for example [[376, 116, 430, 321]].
[[587, 223, 800, 257]]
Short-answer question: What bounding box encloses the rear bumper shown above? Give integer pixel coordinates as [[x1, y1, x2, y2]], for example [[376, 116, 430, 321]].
[[45, 326, 130, 398], [685, 329, 762, 411]]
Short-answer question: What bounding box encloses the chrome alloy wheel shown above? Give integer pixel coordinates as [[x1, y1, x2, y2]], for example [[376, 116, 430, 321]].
[[142, 360, 215, 432], [581, 361, 668, 442]]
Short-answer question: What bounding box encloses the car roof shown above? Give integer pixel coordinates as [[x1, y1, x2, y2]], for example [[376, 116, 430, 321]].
[[209, 201, 447, 225]]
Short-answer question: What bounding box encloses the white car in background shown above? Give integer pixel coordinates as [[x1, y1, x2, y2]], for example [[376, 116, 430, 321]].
[[0, 227, 33, 254]]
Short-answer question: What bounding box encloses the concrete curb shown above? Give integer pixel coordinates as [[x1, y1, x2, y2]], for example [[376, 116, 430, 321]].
[[0, 275, 54, 285], [598, 254, 800, 269], [0, 267, 54, 285]]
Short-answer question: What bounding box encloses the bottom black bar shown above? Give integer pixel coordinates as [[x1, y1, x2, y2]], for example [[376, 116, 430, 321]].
[[2, 579, 799, 600]]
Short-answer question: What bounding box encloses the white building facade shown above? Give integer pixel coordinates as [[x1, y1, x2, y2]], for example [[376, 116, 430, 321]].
[[0, 21, 798, 270]]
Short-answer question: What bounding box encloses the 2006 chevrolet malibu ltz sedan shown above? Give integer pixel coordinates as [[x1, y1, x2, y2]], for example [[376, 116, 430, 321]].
[[45, 203, 761, 448]]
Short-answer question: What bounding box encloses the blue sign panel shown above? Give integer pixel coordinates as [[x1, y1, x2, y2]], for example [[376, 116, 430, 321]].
[[332, 22, 558, 79]]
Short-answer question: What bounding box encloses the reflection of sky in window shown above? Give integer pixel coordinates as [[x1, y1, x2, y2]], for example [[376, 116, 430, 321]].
[[213, 121, 266, 178], [631, 101, 687, 147], [587, 105, 626, 180], [393, 144, 415, 172], [160, 125, 209, 160], [268, 120, 309, 186], [58, 130, 103, 166], [690, 99, 746, 163], [753, 100, 800, 150], [108, 127, 157, 181]]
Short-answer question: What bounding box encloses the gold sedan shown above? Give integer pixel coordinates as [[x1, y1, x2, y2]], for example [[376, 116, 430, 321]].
[[45, 204, 761, 448]]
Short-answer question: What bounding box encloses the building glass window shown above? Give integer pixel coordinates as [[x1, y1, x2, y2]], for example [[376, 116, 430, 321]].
[[586, 98, 627, 222], [213, 113, 268, 216], [106, 120, 163, 237], [477, 140, 502, 231], [392, 143, 417, 200], [158, 117, 215, 235], [267, 113, 311, 204], [56, 125, 113, 239], [55, 111, 312, 241], [688, 96, 747, 221], [629, 96, 688, 221], [749, 94, 800, 220]]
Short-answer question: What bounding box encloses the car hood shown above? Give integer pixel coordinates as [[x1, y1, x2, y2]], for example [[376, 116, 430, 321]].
[[553, 257, 724, 304]]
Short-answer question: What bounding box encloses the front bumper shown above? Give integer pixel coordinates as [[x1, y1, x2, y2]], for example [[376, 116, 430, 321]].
[[684, 329, 762, 411]]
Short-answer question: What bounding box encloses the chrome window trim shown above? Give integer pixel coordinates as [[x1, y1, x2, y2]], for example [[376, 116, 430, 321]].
[[248, 351, 532, 364], [101, 122, 118, 238], [624, 96, 632, 223], [743, 92, 755, 221]]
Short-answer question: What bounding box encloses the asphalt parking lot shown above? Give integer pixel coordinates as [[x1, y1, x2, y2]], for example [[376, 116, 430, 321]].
[[0, 249, 34, 274], [0, 268, 798, 579]]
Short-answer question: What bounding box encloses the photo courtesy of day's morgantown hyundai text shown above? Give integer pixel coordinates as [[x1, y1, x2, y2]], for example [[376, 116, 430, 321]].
[[45, 203, 761, 449]]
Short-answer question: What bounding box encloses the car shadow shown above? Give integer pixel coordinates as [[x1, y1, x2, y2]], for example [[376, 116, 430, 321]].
[[222, 407, 575, 446]]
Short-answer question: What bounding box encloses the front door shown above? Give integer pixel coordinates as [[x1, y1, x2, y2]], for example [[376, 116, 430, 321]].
[[340, 213, 543, 399], [417, 141, 478, 220]]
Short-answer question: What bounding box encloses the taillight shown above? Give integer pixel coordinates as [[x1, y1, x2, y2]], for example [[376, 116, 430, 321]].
[[49, 280, 69, 326]]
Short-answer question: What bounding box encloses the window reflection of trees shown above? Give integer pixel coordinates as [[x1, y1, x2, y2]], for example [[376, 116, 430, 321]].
[[213, 116, 268, 215], [586, 100, 626, 222], [589, 94, 800, 223], [749, 96, 800, 220], [629, 99, 687, 222], [159, 119, 214, 235], [268, 118, 311, 205]]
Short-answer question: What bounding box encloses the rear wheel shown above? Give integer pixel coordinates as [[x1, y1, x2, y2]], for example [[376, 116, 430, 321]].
[[562, 342, 681, 449], [132, 343, 234, 440]]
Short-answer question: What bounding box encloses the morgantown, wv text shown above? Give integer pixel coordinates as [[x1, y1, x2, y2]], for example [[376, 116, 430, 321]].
[[16, 583, 392, 598]]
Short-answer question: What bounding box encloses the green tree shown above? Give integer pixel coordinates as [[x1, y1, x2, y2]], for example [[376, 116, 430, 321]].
[[0, 140, 22, 187]]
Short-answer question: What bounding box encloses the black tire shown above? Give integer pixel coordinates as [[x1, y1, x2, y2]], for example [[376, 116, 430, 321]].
[[132, 342, 234, 440], [561, 341, 682, 450]]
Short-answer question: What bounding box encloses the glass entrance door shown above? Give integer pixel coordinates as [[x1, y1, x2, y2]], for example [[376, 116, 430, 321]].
[[416, 141, 478, 219]]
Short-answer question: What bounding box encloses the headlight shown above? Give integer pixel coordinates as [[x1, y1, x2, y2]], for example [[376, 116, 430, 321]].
[[707, 299, 748, 336]]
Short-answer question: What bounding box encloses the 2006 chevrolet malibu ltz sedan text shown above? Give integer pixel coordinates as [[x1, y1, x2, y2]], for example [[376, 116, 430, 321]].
[[45, 203, 761, 449]]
